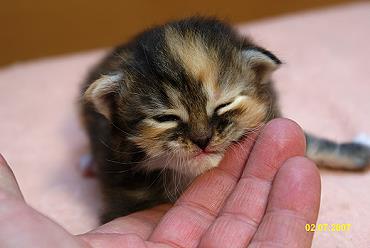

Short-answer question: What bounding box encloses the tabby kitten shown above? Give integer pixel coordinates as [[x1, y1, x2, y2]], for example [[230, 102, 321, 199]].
[[80, 17, 370, 222]]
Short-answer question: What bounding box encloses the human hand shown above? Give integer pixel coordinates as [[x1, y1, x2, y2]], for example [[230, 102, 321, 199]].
[[0, 118, 320, 248]]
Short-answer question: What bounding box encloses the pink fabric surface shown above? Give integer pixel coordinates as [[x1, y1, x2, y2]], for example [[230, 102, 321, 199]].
[[0, 2, 369, 247]]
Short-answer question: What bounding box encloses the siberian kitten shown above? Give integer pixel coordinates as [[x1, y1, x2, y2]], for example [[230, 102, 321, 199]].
[[80, 17, 370, 222]]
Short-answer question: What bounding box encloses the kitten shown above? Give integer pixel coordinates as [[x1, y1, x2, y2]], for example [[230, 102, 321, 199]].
[[80, 17, 370, 222]]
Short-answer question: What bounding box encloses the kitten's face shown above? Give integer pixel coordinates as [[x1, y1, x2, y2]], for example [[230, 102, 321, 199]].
[[85, 19, 280, 176], [130, 82, 270, 176]]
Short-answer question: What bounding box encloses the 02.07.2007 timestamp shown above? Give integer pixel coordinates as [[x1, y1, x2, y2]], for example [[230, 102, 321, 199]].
[[305, 223, 351, 232]]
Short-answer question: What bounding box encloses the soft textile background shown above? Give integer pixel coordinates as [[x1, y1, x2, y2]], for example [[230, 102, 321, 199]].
[[0, 2, 369, 247]]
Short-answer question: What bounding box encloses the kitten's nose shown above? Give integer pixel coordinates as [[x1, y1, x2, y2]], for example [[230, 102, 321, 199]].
[[191, 133, 212, 150]]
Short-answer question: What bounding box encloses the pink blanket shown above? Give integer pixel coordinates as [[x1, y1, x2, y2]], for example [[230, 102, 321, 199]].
[[0, 2, 369, 247]]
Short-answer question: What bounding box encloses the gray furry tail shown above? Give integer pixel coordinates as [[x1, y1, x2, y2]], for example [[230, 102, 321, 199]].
[[305, 133, 370, 170]]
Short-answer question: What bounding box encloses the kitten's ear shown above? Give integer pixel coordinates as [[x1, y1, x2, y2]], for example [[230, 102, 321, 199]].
[[83, 74, 122, 119], [242, 47, 281, 84]]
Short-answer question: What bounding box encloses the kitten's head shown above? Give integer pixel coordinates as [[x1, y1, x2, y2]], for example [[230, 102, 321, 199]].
[[84, 17, 281, 176]]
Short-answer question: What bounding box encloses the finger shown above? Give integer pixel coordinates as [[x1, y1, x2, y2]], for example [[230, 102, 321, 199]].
[[85, 204, 170, 240], [149, 133, 258, 247], [199, 118, 306, 247], [217, 131, 259, 178], [249, 157, 321, 248], [0, 154, 24, 200]]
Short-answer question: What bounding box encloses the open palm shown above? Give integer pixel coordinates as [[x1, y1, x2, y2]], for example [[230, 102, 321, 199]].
[[0, 119, 320, 248]]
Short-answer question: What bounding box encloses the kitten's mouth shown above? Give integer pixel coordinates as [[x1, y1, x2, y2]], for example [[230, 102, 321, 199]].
[[193, 150, 218, 159]]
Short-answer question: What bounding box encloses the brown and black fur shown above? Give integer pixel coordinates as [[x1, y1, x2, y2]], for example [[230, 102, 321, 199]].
[[80, 17, 370, 222]]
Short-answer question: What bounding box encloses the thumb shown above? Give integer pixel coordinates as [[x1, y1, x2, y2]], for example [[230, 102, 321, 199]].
[[0, 154, 85, 248], [0, 154, 24, 200]]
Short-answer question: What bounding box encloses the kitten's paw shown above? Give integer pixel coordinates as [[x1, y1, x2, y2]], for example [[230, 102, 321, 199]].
[[79, 154, 96, 177]]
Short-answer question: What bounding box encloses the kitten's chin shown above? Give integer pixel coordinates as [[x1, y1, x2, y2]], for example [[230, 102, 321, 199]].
[[141, 152, 224, 178], [186, 152, 224, 177]]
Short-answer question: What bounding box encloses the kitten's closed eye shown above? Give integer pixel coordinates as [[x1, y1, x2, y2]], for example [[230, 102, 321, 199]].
[[153, 114, 181, 122], [214, 102, 232, 115]]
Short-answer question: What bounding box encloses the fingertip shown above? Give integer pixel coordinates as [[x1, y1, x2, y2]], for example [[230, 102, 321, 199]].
[[264, 118, 306, 152], [0, 153, 6, 165], [281, 156, 321, 203], [243, 118, 306, 180], [0, 153, 11, 170], [0, 153, 12, 172], [266, 118, 303, 133], [270, 156, 321, 221], [281, 156, 321, 187], [0, 154, 24, 200]]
